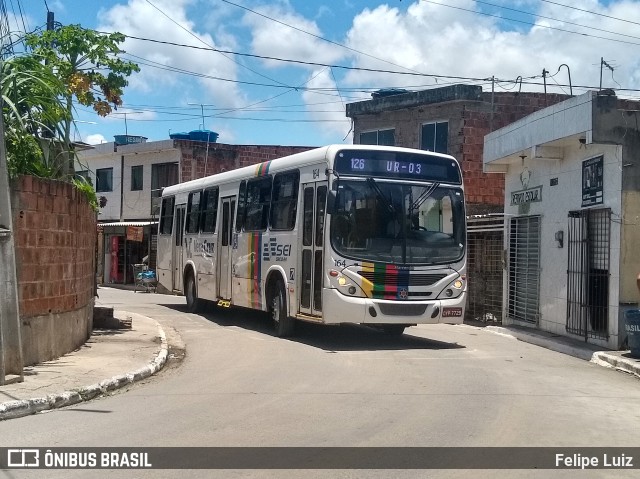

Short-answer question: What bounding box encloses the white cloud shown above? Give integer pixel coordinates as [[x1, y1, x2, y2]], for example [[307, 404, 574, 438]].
[[339, 0, 640, 98], [301, 68, 352, 140], [84, 133, 107, 145], [98, 0, 247, 109], [243, 4, 346, 68]]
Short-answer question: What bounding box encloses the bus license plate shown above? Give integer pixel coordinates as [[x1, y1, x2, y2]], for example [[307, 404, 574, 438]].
[[442, 307, 462, 317]]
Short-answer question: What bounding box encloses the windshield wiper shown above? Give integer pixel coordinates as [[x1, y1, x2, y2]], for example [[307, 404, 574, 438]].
[[366, 177, 397, 215], [410, 182, 440, 211]]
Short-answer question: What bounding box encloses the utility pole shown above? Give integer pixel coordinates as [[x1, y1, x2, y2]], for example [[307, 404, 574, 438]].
[[489, 76, 495, 132], [0, 84, 24, 385], [542, 68, 549, 105], [600, 57, 614, 91]]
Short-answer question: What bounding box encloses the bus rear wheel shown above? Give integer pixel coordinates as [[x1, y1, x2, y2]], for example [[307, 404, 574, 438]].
[[271, 280, 295, 337], [185, 274, 201, 313]]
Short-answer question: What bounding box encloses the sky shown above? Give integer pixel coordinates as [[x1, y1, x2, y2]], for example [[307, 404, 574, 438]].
[[6, 0, 640, 147]]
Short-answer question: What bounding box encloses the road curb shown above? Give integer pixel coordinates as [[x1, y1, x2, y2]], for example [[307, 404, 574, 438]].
[[484, 325, 598, 361], [591, 352, 640, 379], [0, 321, 168, 421]]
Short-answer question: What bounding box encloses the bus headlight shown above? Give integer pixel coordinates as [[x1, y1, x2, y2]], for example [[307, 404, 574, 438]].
[[329, 272, 367, 298], [437, 277, 465, 300]]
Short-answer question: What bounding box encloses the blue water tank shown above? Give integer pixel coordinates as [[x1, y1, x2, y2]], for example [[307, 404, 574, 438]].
[[169, 132, 191, 140], [189, 129, 219, 143]]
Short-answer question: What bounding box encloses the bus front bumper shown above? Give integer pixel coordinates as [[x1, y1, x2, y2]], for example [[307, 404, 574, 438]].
[[322, 288, 466, 326]]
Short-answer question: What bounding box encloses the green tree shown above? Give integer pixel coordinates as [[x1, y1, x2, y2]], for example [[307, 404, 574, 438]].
[[25, 25, 139, 176], [1, 55, 69, 177]]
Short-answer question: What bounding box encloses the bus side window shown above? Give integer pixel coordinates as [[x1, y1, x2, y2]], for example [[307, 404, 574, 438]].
[[186, 191, 202, 234], [244, 177, 272, 231], [236, 181, 246, 232], [159, 196, 175, 235], [270, 170, 299, 231], [200, 187, 219, 233]]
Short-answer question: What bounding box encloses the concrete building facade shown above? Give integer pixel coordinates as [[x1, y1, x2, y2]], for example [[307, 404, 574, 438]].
[[484, 90, 640, 350], [76, 137, 313, 285]]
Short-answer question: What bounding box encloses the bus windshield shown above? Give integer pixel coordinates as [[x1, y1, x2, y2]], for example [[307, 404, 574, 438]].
[[330, 179, 465, 265]]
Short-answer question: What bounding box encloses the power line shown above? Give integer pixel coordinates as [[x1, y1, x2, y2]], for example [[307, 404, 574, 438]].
[[220, 0, 429, 76], [143, 0, 290, 88], [472, 0, 640, 43], [421, 0, 640, 47], [539, 0, 640, 28]]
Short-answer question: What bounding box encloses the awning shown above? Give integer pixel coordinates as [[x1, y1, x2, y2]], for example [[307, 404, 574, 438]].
[[99, 221, 158, 227]]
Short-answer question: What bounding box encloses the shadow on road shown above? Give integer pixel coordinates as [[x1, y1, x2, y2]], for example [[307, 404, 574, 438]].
[[158, 301, 465, 352]]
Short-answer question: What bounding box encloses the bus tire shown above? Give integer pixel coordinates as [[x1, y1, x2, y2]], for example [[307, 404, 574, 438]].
[[382, 325, 405, 336], [271, 280, 295, 337], [185, 273, 201, 313]]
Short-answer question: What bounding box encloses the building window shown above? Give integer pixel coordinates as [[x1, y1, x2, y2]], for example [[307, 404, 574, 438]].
[[360, 129, 395, 146], [75, 170, 92, 186], [507, 215, 541, 324], [131, 165, 143, 191], [421, 121, 448, 154], [151, 162, 179, 215], [96, 168, 113, 192]]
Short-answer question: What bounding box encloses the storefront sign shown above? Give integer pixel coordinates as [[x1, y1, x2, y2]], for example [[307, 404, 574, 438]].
[[510, 186, 542, 206], [126, 226, 144, 242], [582, 155, 603, 207]]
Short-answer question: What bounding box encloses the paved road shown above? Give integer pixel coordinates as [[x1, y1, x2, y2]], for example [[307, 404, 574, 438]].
[[2, 287, 639, 478]]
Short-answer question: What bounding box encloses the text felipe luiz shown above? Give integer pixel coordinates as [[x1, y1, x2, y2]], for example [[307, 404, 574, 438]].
[[556, 453, 633, 469]]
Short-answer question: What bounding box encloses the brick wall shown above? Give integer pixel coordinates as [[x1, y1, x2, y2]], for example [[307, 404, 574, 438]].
[[12, 176, 96, 317], [10, 176, 96, 366], [177, 141, 315, 182]]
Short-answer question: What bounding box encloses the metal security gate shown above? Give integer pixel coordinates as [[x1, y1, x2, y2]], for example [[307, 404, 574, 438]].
[[465, 215, 504, 324], [507, 216, 541, 323], [566, 208, 610, 340]]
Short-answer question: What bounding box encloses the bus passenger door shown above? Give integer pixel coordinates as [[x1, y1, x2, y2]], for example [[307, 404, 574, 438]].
[[300, 182, 327, 316], [218, 197, 235, 300], [172, 204, 186, 291]]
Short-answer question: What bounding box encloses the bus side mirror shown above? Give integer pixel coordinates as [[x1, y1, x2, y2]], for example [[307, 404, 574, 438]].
[[327, 190, 337, 214]]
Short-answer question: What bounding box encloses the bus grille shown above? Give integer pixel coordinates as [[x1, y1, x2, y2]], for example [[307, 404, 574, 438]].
[[358, 272, 447, 286], [377, 303, 428, 316]]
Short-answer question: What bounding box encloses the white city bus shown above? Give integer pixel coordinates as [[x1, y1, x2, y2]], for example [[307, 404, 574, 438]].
[[157, 144, 466, 337]]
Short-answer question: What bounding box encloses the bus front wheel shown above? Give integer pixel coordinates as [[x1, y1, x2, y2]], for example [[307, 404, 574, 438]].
[[271, 280, 295, 337], [185, 273, 201, 313]]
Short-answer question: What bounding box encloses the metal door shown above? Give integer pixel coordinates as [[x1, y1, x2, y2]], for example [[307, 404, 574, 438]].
[[172, 204, 186, 291], [566, 208, 610, 340], [299, 182, 327, 316], [218, 197, 235, 299]]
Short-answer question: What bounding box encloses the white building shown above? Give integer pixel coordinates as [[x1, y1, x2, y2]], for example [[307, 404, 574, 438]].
[[484, 90, 640, 350], [76, 137, 180, 284]]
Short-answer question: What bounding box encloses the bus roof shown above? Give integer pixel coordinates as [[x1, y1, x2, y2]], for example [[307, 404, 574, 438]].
[[162, 144, 459, 197]]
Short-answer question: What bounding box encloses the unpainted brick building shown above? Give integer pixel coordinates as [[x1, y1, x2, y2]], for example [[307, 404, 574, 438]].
[[346, 84, 570, 215]]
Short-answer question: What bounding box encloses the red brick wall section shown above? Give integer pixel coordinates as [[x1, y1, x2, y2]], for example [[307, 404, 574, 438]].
[[12, 176, 96, 318], [351, 90, 570, 213], [176, 141, 315, 182], [460, 92, 570, 209]]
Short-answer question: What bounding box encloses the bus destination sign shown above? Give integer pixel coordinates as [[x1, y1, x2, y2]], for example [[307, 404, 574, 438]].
[[335, 149, 461, 184]]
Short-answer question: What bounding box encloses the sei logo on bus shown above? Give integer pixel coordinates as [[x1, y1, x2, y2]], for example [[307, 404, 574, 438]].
[[263, 238, 292, 262]]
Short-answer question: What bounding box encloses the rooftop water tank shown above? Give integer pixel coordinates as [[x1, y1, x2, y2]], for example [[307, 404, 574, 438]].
[[189, 129, 219, 143]]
